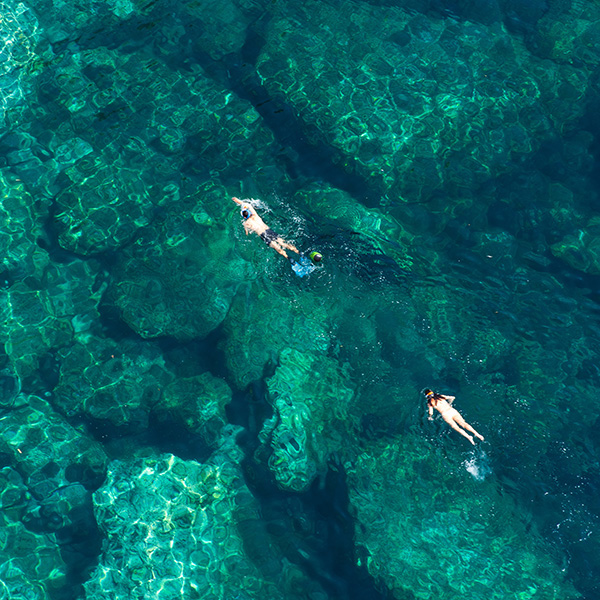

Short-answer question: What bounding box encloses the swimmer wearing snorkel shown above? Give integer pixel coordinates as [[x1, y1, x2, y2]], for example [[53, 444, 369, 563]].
[[425, 389, 484, 445], [232, 197, 300, 260]]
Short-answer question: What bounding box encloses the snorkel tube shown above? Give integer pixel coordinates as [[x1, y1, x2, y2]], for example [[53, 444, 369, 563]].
[[309, 251, 323, 265]]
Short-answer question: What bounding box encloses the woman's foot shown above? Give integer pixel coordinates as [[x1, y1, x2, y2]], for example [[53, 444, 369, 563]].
[[467, 435, 475, 445], [475, 433, 485, 441]]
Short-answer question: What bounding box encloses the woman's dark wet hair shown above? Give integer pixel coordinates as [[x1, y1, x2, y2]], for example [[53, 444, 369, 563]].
[[424, 389, 442, 404]]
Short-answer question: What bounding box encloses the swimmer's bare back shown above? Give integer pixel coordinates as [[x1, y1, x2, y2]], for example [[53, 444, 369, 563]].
[[425, 390, 485, 445], [232, 196, 299, 259]]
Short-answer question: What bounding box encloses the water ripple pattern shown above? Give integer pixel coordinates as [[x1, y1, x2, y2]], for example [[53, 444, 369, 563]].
[[0, 0, 598, 599]]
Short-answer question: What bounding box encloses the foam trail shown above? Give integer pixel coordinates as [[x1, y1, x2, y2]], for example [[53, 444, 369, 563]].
[[464, 447, 492, 481]]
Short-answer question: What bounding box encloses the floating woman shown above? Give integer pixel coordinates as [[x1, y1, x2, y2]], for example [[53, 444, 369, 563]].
[[424, 389, 485, 445]]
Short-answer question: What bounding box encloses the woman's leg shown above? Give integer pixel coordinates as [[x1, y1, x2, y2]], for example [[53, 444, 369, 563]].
[[443, 415, 475, 445], [454, 414, 484, 441]]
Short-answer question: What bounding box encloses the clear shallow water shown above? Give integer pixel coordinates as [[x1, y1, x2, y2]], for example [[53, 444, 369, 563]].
[[1, 0, 600, 598]]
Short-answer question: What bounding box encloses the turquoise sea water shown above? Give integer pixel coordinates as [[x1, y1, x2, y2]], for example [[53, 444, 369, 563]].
[[1, 0, 600, 598]]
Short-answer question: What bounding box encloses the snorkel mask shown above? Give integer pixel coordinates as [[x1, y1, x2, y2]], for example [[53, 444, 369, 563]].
[[241, 207, 251, 220]]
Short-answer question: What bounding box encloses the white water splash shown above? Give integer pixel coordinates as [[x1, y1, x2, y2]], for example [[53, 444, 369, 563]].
[[464, 448, 492, 481], [241, 197, 271, 212]]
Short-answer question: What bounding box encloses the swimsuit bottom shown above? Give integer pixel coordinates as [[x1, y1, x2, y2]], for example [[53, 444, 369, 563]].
[[260, 228, 279, 245]]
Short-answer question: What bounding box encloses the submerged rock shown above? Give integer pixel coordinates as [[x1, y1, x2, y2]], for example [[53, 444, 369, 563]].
[[537, 2, 600, 66], [0, 396, 105, 599], [346, 436, 579, 600], [0, 503, 66, 600], [0, 258, 104, 382], [36, 43, 276, 255], [254, 1, 588, 216], [107, 193, 251, 340], [0, 1, 41, 130], [85, 434, 327, 599], [151, 372, 232, 447], [54, 333, 232, 447], [0, 395, 107, 506], [551, 220, 600, 275], [0, 168, 51, 283], [261, 348, 357, 492]]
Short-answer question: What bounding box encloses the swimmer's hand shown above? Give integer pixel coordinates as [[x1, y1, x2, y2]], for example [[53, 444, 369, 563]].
[[232, 197, 242, 205]]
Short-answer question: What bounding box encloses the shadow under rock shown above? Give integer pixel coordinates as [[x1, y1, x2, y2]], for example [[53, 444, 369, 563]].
[[21, 487, 103, 600], [239, 451, 397, 600], [230, 381, 395, 600], [179, 22, 381, 207]]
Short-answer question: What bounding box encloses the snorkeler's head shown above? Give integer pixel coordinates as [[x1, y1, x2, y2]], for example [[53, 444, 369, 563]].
[[309, 251, 323, 264], [423, 389, 434, 398], [241, 208, 251, 219]]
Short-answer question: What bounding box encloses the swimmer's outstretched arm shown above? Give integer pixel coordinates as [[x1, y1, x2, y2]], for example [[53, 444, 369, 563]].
[[233, 196, 256, 217], [428, 405, 434, 421], [443, 395, 455, 403]]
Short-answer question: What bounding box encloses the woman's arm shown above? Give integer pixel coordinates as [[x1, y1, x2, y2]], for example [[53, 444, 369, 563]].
[[428, 405, 434, 420]]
